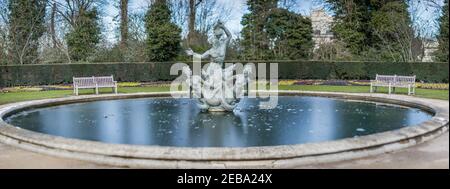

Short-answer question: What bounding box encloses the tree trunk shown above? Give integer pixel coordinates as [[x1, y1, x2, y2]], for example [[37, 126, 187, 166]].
[[188, 0, 196, 45], [120, 0, 129, 50], [50, 2, 57, 48]]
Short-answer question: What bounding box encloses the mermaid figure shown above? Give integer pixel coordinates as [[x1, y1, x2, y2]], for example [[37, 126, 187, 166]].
[[185, 21, 251, 112]]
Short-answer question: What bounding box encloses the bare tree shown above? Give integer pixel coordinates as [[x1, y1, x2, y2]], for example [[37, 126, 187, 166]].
[[373, 0, 444, 62], [8, 0, 48, 65], [167, 0, 231, 39], [407, 0, 438, 61], [49, 0, 105, 28], [195, 0, 231, 34], [418, 0, 445, 9], [128, 11, 146, 42], [50, 2, 58, 48], [0, 0, 8, 64], [43, 0, 77, 63], [371, 16, 417, 62], [44, 0, 105, 63], [36, 1, 72, 64], [168, 0, 188, 36], [122, 11, 147, 62]]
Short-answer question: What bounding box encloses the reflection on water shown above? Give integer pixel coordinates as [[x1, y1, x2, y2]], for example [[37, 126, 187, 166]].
[[5, 96, 433, 147]]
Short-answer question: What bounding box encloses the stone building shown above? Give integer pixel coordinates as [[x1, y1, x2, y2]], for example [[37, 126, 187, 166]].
[[421, 40, 439, 62], [309, 9, 334, 50]]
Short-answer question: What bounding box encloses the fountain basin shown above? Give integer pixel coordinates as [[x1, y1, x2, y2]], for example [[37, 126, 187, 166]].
[[0, 91, 448, 168]]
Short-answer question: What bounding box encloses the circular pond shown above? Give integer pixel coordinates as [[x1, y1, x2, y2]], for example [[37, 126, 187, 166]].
[[4, 96, 433, 147]]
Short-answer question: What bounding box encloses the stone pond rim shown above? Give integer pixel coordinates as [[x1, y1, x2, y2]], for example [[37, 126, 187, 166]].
[[0, 91, 448, 168], [2, 96, 434, 147]]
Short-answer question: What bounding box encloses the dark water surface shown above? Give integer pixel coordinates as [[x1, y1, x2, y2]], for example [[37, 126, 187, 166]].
[[5, 96, 432, 147]]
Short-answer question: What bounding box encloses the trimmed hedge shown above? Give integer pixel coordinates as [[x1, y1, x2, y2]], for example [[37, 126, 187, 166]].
[[0, 61, 448, 87]]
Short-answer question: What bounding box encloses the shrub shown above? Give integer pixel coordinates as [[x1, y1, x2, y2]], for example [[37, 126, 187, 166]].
[[0, 61, 448, 87]]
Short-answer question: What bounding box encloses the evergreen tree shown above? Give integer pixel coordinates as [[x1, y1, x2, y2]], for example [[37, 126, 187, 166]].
[[240, 0, 278, 60], [145, 0, 181, 62], [326, 0, 414, 61], [66, 8, 101, 61], [326, 0, 371, 56], [266, 8, 313, 59], [8, 0, 47, 64], [435, 0, 449, 62], [369, 1, 414, 61], [241, 0, 313, 60]]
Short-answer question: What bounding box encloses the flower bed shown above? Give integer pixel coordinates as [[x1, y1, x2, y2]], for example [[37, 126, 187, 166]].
[[278, 80, 449, 90]]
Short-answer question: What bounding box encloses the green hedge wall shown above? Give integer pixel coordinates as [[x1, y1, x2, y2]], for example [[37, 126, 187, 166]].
[[0, 61, 448, 87]]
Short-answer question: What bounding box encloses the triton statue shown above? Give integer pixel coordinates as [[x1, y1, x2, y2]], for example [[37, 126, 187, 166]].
[[185, 21, 252, 112]]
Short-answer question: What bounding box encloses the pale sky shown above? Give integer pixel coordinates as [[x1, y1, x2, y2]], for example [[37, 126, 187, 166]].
[[102, 0, 445, 43]]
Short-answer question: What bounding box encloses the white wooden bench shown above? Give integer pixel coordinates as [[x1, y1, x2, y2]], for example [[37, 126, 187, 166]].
[[370, 74, 416, 95], [73, 76, 118, 96]]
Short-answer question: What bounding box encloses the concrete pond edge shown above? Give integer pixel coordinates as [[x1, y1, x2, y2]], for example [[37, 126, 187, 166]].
[[0, 91, 448, 168]]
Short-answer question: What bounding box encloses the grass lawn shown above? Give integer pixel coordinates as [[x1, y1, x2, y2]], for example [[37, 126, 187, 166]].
[[0, 85, 448, 105], [278, 85, 449, 100], [0, 86, 170, 105]]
